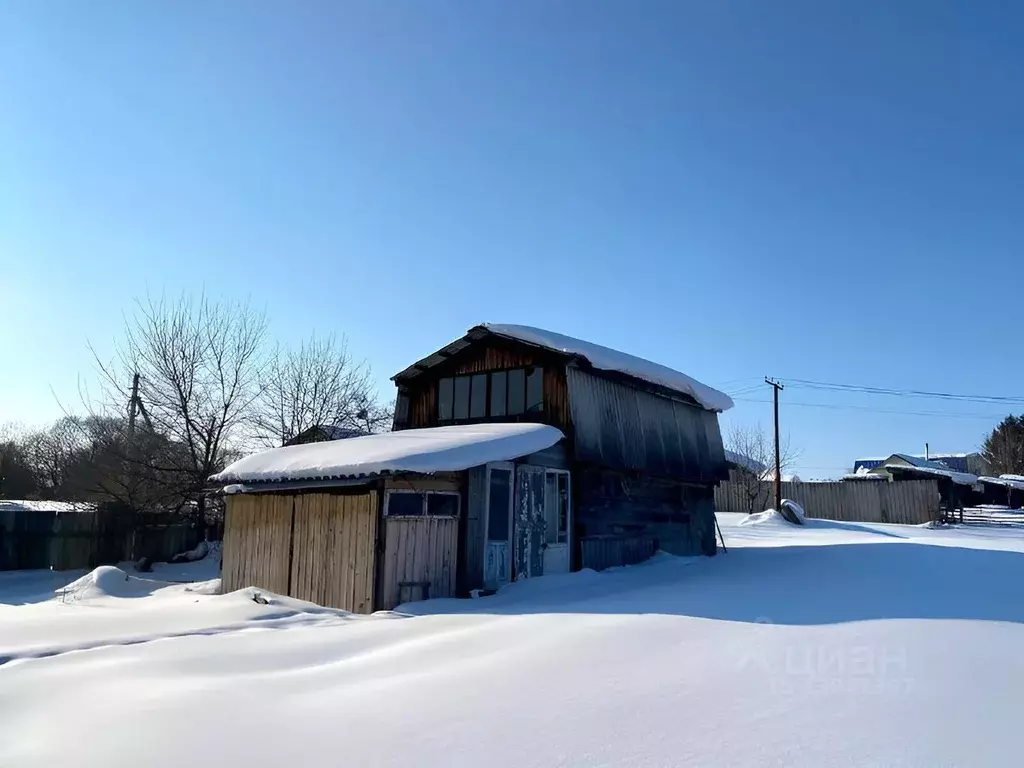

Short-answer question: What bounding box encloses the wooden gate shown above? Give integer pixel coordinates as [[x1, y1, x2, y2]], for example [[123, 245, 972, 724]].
[[380, 516, 458, 610]]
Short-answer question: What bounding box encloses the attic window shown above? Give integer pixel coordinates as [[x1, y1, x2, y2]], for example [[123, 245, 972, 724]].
[[438, 367, 543, 423]]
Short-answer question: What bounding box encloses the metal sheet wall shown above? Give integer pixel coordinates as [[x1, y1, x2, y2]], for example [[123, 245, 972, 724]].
[[566, 367, 727, 482]]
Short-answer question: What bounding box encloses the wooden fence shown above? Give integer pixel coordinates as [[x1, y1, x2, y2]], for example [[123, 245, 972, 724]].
[[715, 479, 941, 525], [222, 492, 379, 613], [0, 503, 202, 571]]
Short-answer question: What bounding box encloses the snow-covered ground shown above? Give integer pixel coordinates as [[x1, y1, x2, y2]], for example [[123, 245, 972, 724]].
[[3, 515, 1024, 767]]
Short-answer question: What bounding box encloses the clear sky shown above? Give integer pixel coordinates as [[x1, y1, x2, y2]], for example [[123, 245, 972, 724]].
[[2, 1, 1023, 477]]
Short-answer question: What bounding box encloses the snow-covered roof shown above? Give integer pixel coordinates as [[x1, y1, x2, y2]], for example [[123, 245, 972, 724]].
[[479, 324, 733, 412], [758, 468, 801, 483], [979, 475, 1024, 491], [0, 500, 96, 514], [724, 450, 767, 473], [883, 461, 978, 486], [211, 423, 565, 486], [842, 472, 886, 481], [856, 452, 973, 462]]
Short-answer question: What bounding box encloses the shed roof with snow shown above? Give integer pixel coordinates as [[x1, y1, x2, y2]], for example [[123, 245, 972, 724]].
[[211, 423, 565, 487], [393, 323, 733, 413]]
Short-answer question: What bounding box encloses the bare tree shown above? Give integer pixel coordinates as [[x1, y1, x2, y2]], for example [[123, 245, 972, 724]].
[[250, 333, 390, 446], [89, 293, 268, 516], [0, 422, 38, 498], [726, 423, 798, 513], [22, 416, 90, 497]]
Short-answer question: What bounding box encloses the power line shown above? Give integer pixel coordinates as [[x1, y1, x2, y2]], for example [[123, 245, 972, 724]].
[[732, 397, 1005, 420], [781, 377, 1024, 406]]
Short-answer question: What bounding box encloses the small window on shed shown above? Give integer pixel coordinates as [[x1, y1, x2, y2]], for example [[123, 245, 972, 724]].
[[386, 492, 425, 516], [470, 374, 488, 419], [490, 371, 507, 416], [438, 378, 454, 421], [526, 366, 543, 413], [426, 492, 459, 518], [453, 376, 471, 420], [507, 369, 526, 415]]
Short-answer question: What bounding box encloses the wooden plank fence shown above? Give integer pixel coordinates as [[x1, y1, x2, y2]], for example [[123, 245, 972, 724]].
[[715, 479, 941, 525], [0, 504, 202, 572]]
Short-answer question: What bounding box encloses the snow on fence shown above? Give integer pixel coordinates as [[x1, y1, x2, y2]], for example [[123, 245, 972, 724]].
[[715, 479, 940, 525]]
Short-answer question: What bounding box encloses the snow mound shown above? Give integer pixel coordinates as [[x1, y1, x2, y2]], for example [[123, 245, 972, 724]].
[[57, 566, 170, 602], [738, 509, 789, 527], [739, 503, 805, 527], [183, 579, 223, 596]]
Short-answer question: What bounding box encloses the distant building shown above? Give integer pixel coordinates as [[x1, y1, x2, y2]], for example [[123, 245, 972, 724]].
[[853, 452, 989, 476], [724, 450, 767, 474], [284, 425, 368, 446]]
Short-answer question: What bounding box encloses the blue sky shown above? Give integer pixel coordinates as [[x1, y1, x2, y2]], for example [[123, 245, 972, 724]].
[[2, 1, 1022, 477]]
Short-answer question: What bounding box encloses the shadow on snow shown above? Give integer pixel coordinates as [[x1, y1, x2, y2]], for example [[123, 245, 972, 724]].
[[401, 538, 1024, 627]]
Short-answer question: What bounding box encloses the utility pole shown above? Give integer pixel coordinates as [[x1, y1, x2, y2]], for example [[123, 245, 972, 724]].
[[765, 377, 785, 511], [127, 372, 141, 438]]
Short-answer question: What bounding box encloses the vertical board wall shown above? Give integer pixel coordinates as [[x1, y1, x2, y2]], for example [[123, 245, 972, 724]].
[[380, 516, 458, 610], [223, 492, 378, 613], [290, 493, 377, 613], [222, 494, 293, 595]]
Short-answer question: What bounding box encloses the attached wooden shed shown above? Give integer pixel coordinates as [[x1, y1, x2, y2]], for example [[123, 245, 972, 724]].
[[212, 423, 564, 613]]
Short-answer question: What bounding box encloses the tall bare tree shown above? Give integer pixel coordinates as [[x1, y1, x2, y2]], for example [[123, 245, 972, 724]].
[[250, 333, 391, 446], [726, 423, 798, 513], [89, 293, 268, 515]]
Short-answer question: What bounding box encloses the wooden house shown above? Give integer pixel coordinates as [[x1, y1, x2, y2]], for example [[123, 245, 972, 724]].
[[214, 323, 733, 612]]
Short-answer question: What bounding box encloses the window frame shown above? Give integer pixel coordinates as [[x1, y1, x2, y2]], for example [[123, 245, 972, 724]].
[[384, 489, 461, 518], [436, 366, 545, 424], [543, 468, 571, 544]]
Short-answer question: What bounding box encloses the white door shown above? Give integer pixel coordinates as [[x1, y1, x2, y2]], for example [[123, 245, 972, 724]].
[[483, 462, 514, 589], [542, 470, 571, 574]]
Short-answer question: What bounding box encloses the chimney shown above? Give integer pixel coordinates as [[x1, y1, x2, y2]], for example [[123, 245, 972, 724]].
[[925, 442, 930, 461]]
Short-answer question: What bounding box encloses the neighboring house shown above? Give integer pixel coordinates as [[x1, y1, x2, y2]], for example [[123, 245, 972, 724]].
[[213, 323, 733, 612], [284, 425, 367, 446], [724, 450, 767, 475], [853, 452, 989, 476], [975, 475, 1024, 508], [865, 454, 978, 511], [758, 467, 802, 484]]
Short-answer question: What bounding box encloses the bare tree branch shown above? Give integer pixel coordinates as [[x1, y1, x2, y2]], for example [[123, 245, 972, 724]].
[[249, 333, 390, 446], [725, 423, 799, 513]]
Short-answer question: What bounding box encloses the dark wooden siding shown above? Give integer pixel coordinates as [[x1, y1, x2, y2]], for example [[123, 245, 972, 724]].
[[574, 467, 717, 559], [461, 465, 487, 595], [401, 339, 571, 433]]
